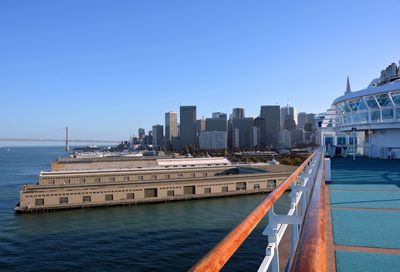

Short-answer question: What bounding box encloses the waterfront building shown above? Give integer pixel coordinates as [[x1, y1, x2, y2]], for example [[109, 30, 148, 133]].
[[199, 131, 227, 150], [16, 156, 296, 212], [260, 105, 281, 147], [165, 112, 178, 141], [180, 106, 197, 147], [152, 125, 164, 147], [231, 108, 245, 119]]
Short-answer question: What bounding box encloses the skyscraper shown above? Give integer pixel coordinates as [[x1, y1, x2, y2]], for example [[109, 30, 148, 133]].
[[138, 128, 145, 140], [165, 112, 178, 141], [205, 118, 227, 132], [152, 125, 164, 147], [260, 105, 281, 147], [212, 112, 227, 119], [231, 108, 245, 118], [180, 106, 196, 147], [254, 117, 266, 148], [231, 117, 253, 149], [280, 105, 298, 129]]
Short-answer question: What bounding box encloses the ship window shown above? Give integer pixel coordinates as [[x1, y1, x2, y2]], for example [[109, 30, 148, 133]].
[[165, 174, 170, 179], [105, 194, 113, 201], [376, 94, 392, 107], [221, 186, 228, 192], [254, 184, 260, 189], [371, 110, 380, 122], [83, 196, 91, 203], [202, 172, 207, 177], [365, 96, 379, 108], [390, 92, 400, 105], [35, 198, 44, 206], [95, 178, 101, 183], [204, 187, 211, 194], [124, 176, 129, 181], [109, 177, 115, 182], [127, 193, 134, 199], [59, 197, 68, 204], [138, 176, 143, 180], [347, 100, 358, 111], [382, 109, 394, 120], [340, 102, 351, 112], [355, 98, 367, 110]]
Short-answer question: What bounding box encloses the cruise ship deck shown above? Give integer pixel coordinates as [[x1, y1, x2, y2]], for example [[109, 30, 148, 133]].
[[327, 157, 400, 272]]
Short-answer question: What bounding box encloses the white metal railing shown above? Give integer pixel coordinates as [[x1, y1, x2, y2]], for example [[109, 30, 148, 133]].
[[257, 147, 324, 272]]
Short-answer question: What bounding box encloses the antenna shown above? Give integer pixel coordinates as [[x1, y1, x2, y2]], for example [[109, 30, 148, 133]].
[[65, 126, 70, 152]]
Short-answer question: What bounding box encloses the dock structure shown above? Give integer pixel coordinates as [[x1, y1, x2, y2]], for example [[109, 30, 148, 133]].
[[15, 156, 298, 213]]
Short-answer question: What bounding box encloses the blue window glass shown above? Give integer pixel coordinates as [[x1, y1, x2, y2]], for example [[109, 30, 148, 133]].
[[376, 94, 392, 107], [365, 96, 379, 108], [390, 92, 400, 106]]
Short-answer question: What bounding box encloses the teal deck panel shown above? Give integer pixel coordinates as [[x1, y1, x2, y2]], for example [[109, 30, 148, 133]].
[[331, 209, 400, 249], [330, 191, 400, 209], [331, 157, 400, 182], [336, 251, 400, 272], [329, 181, 400, 191]]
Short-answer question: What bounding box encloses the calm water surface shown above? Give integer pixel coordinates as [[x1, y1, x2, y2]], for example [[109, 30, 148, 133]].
[[0, 146, 290, 272]]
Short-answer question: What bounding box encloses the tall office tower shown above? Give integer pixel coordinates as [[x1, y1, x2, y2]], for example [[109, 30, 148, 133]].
[[195, 119, 205, 147], [138, 128, 145, 140], [254, 117, 266, 148], [231, 108, 245, 119], [306, 113, 316, 126], [165, 112, 178, 141], [212, 112, 227, 119], [152, 125, 164, 147], [250, 126, 260, 148], [180, 106, 197, 147], [232, 117, 253, 149], [280, 104, 298, 129], [205, 118, 227, 132], [297, 112, 307, 129], [260, 105, 281, 147]]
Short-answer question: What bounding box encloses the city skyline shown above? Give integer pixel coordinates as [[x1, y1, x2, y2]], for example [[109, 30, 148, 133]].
[[2, 1, 400, 140]]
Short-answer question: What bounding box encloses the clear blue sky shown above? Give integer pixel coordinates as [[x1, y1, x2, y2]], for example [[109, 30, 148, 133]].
[[1, 0, 400, 141]]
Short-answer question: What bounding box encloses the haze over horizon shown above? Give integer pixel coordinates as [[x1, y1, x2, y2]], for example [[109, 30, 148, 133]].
[[1, 0, 400, 140]]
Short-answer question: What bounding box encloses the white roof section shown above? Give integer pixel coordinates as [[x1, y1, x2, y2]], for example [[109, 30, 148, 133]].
[[156, 157, 231, 167], [333, 81, 400, 105]]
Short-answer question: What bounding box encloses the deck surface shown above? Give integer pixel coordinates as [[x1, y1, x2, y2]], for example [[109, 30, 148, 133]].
[[328, 157, 400, 272]]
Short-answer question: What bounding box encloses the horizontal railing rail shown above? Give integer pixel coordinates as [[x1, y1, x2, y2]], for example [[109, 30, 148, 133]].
[[190, 148, 324, 272]]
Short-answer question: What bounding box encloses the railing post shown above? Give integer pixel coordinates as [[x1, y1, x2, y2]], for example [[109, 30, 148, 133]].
[[267, 206, 280, 272], [289, 184, 299, 262]]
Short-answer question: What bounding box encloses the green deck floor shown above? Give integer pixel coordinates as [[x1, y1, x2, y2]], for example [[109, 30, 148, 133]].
[[329, 157, 400, 272]]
